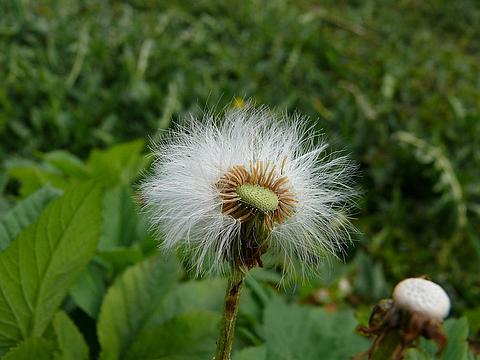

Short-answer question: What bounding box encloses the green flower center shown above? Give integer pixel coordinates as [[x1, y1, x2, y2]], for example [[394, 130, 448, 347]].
[[236, 184, 279, 212]]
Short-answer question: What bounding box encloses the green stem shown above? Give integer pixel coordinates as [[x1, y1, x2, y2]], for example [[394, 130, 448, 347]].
[[215, 268, 246, 360]]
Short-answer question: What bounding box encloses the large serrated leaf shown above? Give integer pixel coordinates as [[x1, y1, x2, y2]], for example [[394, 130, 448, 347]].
[[97, 255, 180, 360], [116, 277, 226, 359], [0, 182, 102, 352], [2, 337, 55, 360], [264, 299, 369, 360], [125, 311, 220, 360], [0, 186, 61, 252]]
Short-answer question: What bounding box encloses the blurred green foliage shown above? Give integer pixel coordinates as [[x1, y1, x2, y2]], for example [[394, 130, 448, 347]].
[[0, 142, 476, 358], [1, 0, 480, 358]]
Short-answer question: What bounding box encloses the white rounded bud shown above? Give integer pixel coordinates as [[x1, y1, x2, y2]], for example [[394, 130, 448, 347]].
[[392, 278, 450, 321]]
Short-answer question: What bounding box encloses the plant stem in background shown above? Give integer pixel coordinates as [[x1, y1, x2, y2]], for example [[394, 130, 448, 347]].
[[215, 268, 246, 360]]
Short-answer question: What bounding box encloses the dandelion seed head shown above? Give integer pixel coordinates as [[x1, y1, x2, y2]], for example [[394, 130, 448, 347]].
[[141, 104, 358, 276], [393, 278, 451, 321]]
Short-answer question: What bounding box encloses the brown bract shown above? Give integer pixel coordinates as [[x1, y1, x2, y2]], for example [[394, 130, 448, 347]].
[[216, 158, 296, 230], [357, 299, 447, 360]]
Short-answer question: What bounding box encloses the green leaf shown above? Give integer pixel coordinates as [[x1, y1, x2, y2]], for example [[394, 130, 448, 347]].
[[0, 172, 7, 194], [441, 318, 470, 360], [0, 186, 61, 252], [5, 159, 70, 197], [0, 182, 102, 352], [264, 299, 369, 360], [120, 278, 225, 359], [0, 173, 9, 217], [466, 307, 480, 334], [0, 198, 11, 220], [43, 151, 89, 178], [98, 247, 144, 276], [87, 140, 147, 185], [69, 263, 106, 319], [248, 267, 282, 284], [2, 338, 55, 360], [99, 185, 147, 250], [152, 278, 225, 325], [406, 349, 432, 360], [353, 250, 389, 301], [51, 311, 89, 360], [234, 346, 267, 360], [406, 317, 470, 360], [97, 255, 180, 360], [125, 311, 219, 360], [239, 276, 276, 344], [466, 352, 480, 360]]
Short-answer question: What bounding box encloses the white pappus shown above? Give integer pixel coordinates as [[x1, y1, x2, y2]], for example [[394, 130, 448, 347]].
[[141, 104, 358, 276]]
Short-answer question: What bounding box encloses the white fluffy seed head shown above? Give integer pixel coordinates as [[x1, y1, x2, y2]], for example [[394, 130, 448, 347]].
[[140, 104, 358, 276], [393, 278, 451, 321]]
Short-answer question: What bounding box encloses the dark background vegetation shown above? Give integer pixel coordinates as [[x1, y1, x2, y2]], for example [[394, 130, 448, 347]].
[[0, 0, 479, 358]]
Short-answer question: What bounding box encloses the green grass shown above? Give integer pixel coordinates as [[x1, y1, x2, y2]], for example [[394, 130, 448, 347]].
[[1, 0, 479, 321]]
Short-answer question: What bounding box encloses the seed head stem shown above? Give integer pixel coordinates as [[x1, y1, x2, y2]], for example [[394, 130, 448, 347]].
[[215, 268, 246, 360]]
